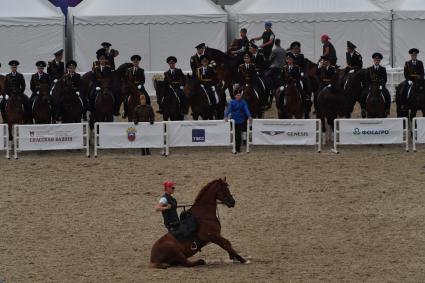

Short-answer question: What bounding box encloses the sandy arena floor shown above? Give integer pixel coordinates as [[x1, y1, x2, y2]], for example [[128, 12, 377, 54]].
[[1, 103, 425, 282]]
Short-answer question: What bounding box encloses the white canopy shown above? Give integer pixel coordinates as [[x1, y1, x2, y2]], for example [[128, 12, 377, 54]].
[[391, 0, 425, 66], [69, 0, 228, 72], [0, 0, 64, 74], [227, 0, 392, 66]]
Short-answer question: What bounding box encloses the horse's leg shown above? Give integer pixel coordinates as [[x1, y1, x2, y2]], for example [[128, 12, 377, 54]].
[[173, 250, 206, 267], [210, 235, 246, 263]]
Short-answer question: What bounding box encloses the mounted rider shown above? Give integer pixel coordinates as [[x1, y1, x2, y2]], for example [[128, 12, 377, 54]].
[[1, 60, 32, 123], [237, 52, 259, 90], [61, 60, 85, 120], [249, 43, 268, 109], [321, 34, 337, 67], [280, 52, 309, 116], [317, 55, 337, 92], [400, 48, 424, 110], [345, 41, 363, 73], [190, 43, 206, 76], [251, 21, 275, 61], [362, 52, 391, 117], [47, 49, 65, 85], [100, 42, 119, 71], [291, 41, 305, 70], [195, 55, 218, 107], [30, 61, 51, 104], [122, 54, 150, 119], [163, 56, 187, 117]]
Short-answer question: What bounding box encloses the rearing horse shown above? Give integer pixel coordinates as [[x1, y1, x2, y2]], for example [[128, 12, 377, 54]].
[[205, 47, 235, 96], [150, 178, 246, 268]]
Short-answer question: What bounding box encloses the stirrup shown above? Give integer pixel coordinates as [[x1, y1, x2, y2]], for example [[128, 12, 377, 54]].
[[190, 241, 198, 251]]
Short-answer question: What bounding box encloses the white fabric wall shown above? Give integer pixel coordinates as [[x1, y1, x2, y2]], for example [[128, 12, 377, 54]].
[[72, 24, 150, 72], [0, 25, 64, 73], [394, 19, 425, 67]]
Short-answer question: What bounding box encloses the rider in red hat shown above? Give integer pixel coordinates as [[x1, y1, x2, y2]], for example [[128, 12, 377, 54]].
[[155, 181, 180, 232], [321, 34, 337, 66]]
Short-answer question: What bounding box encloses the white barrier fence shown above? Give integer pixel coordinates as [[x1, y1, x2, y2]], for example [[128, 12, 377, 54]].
[[1, 124, 9, 159], [93, 120, 235, 156], [13, 123, 89, 159], [94, 122, 167, 157], [413, 117, 425, 152], [333, 118, 408, 153], [166, 120, 235, 155], [247, 119, 322, 152]]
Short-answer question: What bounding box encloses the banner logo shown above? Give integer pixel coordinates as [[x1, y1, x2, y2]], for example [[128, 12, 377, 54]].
[[261, 131, 285, 136], [353, 127, 389, 136], [192, 129, 205, 142], [127, 127, 137, 142]]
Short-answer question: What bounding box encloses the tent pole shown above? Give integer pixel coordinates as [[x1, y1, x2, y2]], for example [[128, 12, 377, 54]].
[[390, 9, 395, 67]]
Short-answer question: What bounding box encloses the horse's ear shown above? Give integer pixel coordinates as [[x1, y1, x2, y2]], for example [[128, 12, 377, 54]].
[[223, 176, 226, 182]]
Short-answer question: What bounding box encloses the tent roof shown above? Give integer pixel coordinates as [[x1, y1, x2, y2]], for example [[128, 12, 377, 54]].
[[228, 0, 390, 23], [392, 0, 425, 20], [0, 0, 64, 26], [72, 0, 227, 25]]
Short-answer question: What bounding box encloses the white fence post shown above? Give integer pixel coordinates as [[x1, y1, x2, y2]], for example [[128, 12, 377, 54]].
[[412, 117, 425, 152], [0, 124, 9, 159]]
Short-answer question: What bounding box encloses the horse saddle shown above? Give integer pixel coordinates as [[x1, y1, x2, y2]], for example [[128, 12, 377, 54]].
[[169, 212, 200, 250]]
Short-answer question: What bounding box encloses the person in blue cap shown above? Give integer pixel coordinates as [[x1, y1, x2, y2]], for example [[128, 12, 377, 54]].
[[250, 21, 275, 60]]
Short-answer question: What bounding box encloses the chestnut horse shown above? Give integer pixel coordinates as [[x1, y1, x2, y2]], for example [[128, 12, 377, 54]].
[[4, 94, 25, 140], [236, 84, 261, 118], [275, 80, 303, 119], [150, 178, 247, 268], [121, 81, 142, 122], [92, 80, 115, 126], [32, 85, 52, 124]]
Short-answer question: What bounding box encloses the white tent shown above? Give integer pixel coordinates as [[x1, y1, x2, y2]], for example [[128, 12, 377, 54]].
[[227, 0, 392, 66], [392, 0, 425, 67], [0, 0, 64, 74], [69, 0, 228, 72]]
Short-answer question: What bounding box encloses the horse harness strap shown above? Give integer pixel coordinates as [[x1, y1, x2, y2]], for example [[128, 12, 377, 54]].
[[168, 85, 181, 104], [200, 85, 212, 106]]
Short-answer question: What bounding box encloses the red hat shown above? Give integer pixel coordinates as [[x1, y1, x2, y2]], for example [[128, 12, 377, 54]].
[[163, 181, 175, 188], [321, 34, 330, 41]]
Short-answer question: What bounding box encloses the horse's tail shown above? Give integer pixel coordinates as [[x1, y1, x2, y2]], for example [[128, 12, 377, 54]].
[[149, 262, 170, 269]]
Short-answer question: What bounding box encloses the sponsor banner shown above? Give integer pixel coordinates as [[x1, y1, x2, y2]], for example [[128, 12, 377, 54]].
[[1, 124, 7, 150], [98, 122, 165, 149], [18, 124, 85, 151], [415, 118, 425, 144], [168, 121, 232, 147], [252, 119, 318, 145], [338, 119, 404, 145]]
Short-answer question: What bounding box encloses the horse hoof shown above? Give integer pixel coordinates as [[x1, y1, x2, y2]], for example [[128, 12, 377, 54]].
[[197, 259, 206, 265]]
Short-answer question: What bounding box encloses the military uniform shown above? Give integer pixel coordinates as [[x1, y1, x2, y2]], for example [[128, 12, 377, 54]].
[[363, 64, 391, 111], [401, 50, 424, 106], [317, 65, 337, 91], [196, 65, 217, 105], [238, 63, 257, 85], [164, 67, 187, 114], [294, 53, 305, 70], [251, 51, 267, 77], [125, 66, 150, 105], [61, 72, 81, 92], [30, 72, 51, 102], [90, 64, 115, 112], [346, 51, 363, 72], [190, 53, 204, 76], [47, 60, 65, 82]]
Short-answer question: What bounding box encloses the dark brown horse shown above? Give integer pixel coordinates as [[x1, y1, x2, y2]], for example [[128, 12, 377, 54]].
[[236, 84, 261, 118], [32, 85, 52, 124], [121, 81, 142, 122], [150, 178, 247, 268], [205, 47, 235, 97], [61, 87, 84, 124], [275, 80, 303, 119], [186, 75, 215, 120], [4, 94, 25, 140], [154, 79, 183, 121], [365, 82, 386, 118], [396, 79, 425, 120], [93, 80, 115, 125]]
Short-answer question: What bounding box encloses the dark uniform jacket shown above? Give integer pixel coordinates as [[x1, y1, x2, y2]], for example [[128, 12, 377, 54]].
[[5, 72, 26, 95], [238, 63, 257, 84], [282, 65, 301, 84], [93, 65, 112, 86], [404, 60, 424, 81], [251, 52, 267, 75], [134, 104, 155, 124], [161, 194, 179, 227], [106, 50, 118, 71], [164, 68, 186, 88], [47, 60, 65, 81], [317, 65, 337, 85], [233, 36, 250, 55], [196, 66, 217, 87], [30, 72, 51, 94], [190, 53, 204, 75], [126, 66, 146, 87], [346, 51, 363, 71], [294, 53, 305, 70], [61, 73, 81, 91], [366, 65, 387, 87], [323, 42, 337, 65], [261, 30, 275, 57]]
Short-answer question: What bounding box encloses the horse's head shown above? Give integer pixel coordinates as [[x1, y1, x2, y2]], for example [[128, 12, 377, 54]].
[[215, 177, 235, 208]]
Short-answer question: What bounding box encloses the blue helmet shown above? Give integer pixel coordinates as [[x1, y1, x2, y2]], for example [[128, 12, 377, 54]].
[[265, 21, 272, 28]]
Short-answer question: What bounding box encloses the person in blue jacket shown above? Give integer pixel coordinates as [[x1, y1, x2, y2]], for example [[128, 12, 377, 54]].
[[224, 92, 252, 153]]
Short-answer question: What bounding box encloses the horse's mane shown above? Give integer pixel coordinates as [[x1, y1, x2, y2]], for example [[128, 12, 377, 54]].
[[194, 179, 221, 203]]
